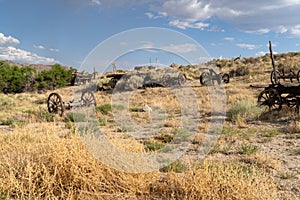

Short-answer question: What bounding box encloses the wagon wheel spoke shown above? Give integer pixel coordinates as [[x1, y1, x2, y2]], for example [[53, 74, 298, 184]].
[[270, 70, 280, 84], [258, 90, 282, 111], [81, 91, 97, 107], [178, 73, 187, 86], [297, 70, 300, 83], [47, 93, 64, 116], [221, 73, 230, 84], [200, 72, 211, 86]]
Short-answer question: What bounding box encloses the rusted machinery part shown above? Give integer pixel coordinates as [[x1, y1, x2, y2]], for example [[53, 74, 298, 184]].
[[47, 92, 64, 116]]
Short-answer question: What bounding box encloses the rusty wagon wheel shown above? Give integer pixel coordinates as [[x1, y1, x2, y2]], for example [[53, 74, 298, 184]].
[[221, 73, 230, 83], [270, 70, 280, 84], [297, 70, 300, 82], [47, 93, 64, 116], [257, 89, 282, 111], [81, 91, 97, 107], [200, 72, 212, 86]]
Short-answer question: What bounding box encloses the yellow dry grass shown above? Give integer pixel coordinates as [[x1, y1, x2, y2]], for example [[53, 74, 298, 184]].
[[0, 123, 277, 199]]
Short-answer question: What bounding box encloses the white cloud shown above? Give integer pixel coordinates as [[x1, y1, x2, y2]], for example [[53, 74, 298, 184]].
[[162, 43, 198, 53], [224, 37, 235, 42], [145, 12, 154, 19], [169, 20, 209, 30], [90, 0, 101, 6], [236, 43, 261, 50], [0, 46, 59, 64], [49, 48, 59, 52], [255, 51, 268, 57], [0, 32, 59, 65], [0, 33, 20, 46], [33, 45, 45, 50], [245, 28, 270, 34], [148, 0, 300, 36]]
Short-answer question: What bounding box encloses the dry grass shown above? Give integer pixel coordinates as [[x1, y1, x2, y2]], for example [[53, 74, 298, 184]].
[[0, 123, 277, 199]]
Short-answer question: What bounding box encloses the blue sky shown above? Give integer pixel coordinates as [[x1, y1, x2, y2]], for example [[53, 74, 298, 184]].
[[0, 0, 300, 71]]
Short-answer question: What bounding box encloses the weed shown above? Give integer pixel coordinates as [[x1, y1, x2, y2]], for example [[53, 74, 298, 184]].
[[0, 192, 7, 200], [98, 116, 107, 126], [295, 149, 300, 155], [160, 160, 187, 173], [261, 129, 280, 138], [0, 119, 14, 126], [96, 104, 112, 115], [112, 104, 125, 110], [66, 112, 86, 122], [130, 107, 144, 112], [280, 172, 297, 179], [117, 125, 134, 132], [239, 144, 259, 155], [228, 99, 265, 123], [144, 141, 165, 151], [0, 95, 15, 110]]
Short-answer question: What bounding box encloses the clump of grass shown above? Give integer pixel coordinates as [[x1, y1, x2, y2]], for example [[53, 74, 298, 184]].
[[261, 129, 280, 138], [160, 160, 187, 173], [65, 112, 86, 122], [0, 95, 15, 110], [280, 172, 297, 179], [0, 119, 14, 126], [26, 109, 55, 122], [239, 144, 259, 155], [96, 103, 112, 115], [98, 116, 107, 126], [295, 149, 300, 155], [228, 99, 265, 124], [144, 141, 165, 151]]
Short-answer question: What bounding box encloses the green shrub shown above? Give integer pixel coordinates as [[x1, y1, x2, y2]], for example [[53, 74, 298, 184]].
[[228, 99, 265, 123], [239, 144, 259, 155], [34, 64, 74, 90], [96, 104, 112, 115]]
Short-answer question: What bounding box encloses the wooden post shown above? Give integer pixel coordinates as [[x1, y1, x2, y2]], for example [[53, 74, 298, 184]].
[[269, 41, 278, 84], [93, 67, 96, 79]]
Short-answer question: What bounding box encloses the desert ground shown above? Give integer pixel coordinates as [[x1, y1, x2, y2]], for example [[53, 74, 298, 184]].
[[0, 54, 299, 199]]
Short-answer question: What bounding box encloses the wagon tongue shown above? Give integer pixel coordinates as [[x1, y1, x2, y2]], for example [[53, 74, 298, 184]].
[[269, 41, 278, 84]]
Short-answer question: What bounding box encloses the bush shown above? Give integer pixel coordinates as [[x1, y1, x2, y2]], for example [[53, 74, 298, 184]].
[[0, 63, 36, 93], [34, 64, 74, 90], [0, 62, 74, 93], [228, 99, 265, 123]]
